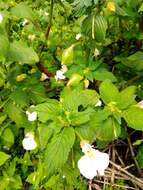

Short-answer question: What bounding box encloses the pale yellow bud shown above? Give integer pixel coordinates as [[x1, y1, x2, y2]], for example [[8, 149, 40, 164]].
[[16, 74, 27, 82], [107, 2, 116, 12]]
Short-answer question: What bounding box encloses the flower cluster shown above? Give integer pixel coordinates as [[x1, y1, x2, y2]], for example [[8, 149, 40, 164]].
[[78, 141, 109, 179]]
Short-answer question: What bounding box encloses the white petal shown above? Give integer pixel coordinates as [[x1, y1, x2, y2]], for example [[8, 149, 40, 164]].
[[55, 70, 65, 81], [78, 149, 109, 179], [78, 155, 97, 179], [0, 14, 3, 23], [22, 136, 37, 150], [75, 33, 81, 40], [95, 100, 102, 107], [82, 143, 92, 153], [26, 111, 37, 121]]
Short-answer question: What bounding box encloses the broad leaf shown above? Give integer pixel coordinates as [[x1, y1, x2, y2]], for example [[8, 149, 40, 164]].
[[44, 127, 75, 177], [94, 68, 117, 82], [99, 80, 119, 104], [4, 101, 26, 126], [0, 151, 10, 166], [11, 2, 35, 22], [8, 41, 39, 65], [123, 106, 143, 131], [93, 14, 108, 42], [35, 99, 61, 122], [117, 86, 136, 109]]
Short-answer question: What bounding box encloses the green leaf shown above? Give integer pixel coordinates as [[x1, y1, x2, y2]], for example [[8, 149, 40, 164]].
[[61, 44, 74, 65], [44, 127, 75, 177], [0, 114, 7, 124], [8, 41, 39, 65], [92, 116, 121, 141], [123, 106, 143, 131], [138, 3, 143, 12], [136, 146, 143, 168], [94, 68, 117, 82], [93, 14, 108, 42], [117, 86, 136, 109], [0, 32, 9, 58], [4, 101, 26, 126], [0, 151, 10, 166], [2, 128, 14, 145], [99, 80, 119, 104], [35, 99, 61, 122], [61, 87, 99, 111], [38, 124, 53, 148], [11, 2, 35, 21], [69, 108, 93, 126], [119, 52, 143, 72]]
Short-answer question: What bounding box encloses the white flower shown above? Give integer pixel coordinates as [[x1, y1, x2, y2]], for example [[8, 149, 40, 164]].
[[55, 70, 66, 81], [22, 19, 28, 26], [0, 14, 3, 23], [22, 133, 37, 150], [75, 33, 81, 40], [95, 100, 102, 107], [44, 12, 49, 16], [78, 141, 109, 179], [26, 107, 37, 122], [137, 100, 143, 108], [61, 64, 68, 73], [94, 48, 100, 57]]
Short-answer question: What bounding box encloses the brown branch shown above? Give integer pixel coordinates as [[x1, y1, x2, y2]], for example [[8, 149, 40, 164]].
[[36, 0, 54, 77]]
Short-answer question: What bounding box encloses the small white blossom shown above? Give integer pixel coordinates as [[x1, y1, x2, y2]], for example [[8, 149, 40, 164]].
[[22, 133, 37, 150], [61, 64, 68, 73], [78, 141, 109, 179], [94, 48, 100, 57], [55, 70, 65, 81], [0, 14, 3, 23], [95, 100, 102, 107], [137, 100, 143, 109], [26, 108, 37, 122], [22, 19, 28, 26], [75, 33, 81, 40], [44, 12, 49, 16]]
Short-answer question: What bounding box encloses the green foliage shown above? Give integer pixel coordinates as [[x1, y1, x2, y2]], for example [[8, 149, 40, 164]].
[[44, 127, 75, 177], [0, 0, 143, 189]]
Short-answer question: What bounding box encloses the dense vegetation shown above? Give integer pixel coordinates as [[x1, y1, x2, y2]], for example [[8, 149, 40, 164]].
[[0, 0, 143, 189]]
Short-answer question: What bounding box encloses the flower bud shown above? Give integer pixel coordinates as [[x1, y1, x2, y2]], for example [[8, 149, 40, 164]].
[[107, 2, 116, 12], [16, 74, 27, 82]]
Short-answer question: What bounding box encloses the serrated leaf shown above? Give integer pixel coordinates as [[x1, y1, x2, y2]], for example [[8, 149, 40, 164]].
[[94, 68, 117, 82], [117, 86, 136, 109], [44, 127, 75, 177], [4, 101, 26, 126], [123, 106, 143, 131], [35, 99, 61, 122], [90, 115, 121, 141], [60, 87, 99, 111], [8, 41, 39, 65], [0, 151, 10, 166], [38, 124, 53, 148], [99, 80, 119, 104]]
